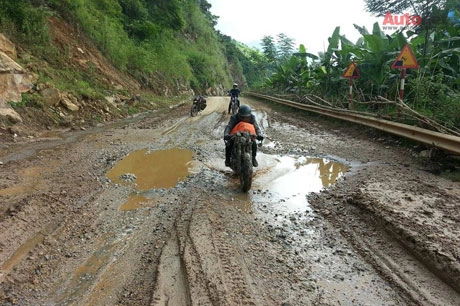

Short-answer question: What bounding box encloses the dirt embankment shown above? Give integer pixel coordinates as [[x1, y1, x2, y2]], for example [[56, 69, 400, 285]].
[[0, 97, 459, 306]]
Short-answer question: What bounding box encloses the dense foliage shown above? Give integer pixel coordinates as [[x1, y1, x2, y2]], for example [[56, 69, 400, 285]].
[[261, 4, 460, 132], [0, 0, 242, 98]]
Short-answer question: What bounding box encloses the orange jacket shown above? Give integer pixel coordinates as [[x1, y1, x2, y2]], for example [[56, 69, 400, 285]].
[[230, 121, 256, 135]]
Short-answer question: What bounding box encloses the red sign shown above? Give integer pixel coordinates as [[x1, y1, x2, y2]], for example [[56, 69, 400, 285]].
[[392, 44, 419, 69], [342, 61, 360, 79]]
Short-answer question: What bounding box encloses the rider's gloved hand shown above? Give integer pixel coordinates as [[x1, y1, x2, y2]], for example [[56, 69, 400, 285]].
[[224, 135, 231, 141], [256, 135, 264, 141]]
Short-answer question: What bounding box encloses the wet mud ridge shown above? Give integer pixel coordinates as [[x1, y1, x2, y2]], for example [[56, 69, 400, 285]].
[[310, 188, 460, 306], [0, 97, 459, 305], [155, 179, 261, 305]]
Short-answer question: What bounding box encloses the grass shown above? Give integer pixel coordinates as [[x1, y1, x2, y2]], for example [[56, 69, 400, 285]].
[[441, 170, 460, 182]]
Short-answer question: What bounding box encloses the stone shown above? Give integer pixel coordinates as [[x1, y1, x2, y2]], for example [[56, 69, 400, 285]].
[[41, 87, 61, 106], [61, 95, 79, 111], [0, 34, 17, 59], [0, 107, 22, 123]]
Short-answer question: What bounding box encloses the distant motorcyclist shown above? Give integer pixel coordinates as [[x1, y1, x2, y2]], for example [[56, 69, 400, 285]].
[[193, 95, 206, 109], [227, 83, 241, 114], [223, 104, 264, 167]]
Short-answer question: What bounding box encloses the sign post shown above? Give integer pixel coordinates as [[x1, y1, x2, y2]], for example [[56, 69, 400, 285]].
[[391, 44, 419, 101], [342, 61, 360, 109]]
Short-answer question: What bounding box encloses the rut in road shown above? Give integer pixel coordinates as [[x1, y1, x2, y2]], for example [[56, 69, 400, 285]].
[[310, 183, 460, 306], [152, 184, 263, 305]]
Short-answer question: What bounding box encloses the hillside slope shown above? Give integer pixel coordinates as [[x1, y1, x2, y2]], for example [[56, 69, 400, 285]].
[[0, 16, 200, 142]]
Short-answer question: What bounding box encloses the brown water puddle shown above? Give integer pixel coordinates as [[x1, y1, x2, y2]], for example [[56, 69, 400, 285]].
[[106, 148, 194, 210], [119, 194, 153, 211]]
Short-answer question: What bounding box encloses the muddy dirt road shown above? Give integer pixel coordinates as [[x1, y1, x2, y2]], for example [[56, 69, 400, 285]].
[[1, 97, 459, 306]]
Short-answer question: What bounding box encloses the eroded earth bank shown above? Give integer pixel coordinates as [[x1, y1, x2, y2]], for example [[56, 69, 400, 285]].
[[0, 97, 459, 306]]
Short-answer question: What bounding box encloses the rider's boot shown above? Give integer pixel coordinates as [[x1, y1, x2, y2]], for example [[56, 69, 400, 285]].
[[225, 145, 232, 167], [252, 156, 258, 167], [225, 152, 231, 167]]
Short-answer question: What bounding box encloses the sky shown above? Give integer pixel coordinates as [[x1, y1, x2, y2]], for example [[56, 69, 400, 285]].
[[206, 0, 382, 55]]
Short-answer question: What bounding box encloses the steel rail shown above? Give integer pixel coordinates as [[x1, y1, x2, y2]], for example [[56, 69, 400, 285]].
[[246, 92, 460, 155]]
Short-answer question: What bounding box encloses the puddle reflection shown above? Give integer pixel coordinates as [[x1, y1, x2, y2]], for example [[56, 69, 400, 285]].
[[254, 155, 348, 213]]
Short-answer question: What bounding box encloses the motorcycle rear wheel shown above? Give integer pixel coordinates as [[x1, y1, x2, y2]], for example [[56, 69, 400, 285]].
[[190, 104, 198, 117], [231, 102, 238, 115]]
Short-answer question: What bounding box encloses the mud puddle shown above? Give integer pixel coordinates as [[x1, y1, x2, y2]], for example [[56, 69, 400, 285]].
[[216, 152, 349, 228], [251, 154, 348, 213], [221, 153, 401, 305], [106, 147, 198, 210]]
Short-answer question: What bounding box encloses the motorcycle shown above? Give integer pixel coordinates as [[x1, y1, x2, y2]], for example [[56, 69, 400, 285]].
[[190, 96, 207, 117], [227, 131, 258, 192], [230, 96, 239, 115]]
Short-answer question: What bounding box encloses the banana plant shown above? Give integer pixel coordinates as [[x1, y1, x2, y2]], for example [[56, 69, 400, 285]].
[[350, 23, 407, 99], [406, 19, 460, 115], [265, 17, 459, 129], [266, 44, 316, 96], [313, 26, 348, 97]]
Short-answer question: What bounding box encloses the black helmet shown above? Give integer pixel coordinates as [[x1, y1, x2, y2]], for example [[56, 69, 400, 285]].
[[238, 105, 251, 117]]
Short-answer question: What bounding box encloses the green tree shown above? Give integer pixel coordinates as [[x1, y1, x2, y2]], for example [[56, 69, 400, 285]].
[[365, 0, 454, 59], [261, 35, 277, 63], [199, 0, 218, 26], [238, 45, 269, 88], [277, 33, 296, 60], [364, 0, 448, 16]]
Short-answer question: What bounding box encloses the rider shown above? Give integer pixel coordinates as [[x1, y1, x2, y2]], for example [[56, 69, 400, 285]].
[[193, 95, 206, 109], [223, 104, 264, 167], [227, 83, 241, 114]]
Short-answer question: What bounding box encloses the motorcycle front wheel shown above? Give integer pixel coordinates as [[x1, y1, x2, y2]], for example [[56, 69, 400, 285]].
[[240, 152, 253, 192]]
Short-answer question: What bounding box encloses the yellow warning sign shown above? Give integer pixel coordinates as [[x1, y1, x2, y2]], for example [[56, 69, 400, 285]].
[[342, 61, 360, 79], [392, 44, 419, 69]]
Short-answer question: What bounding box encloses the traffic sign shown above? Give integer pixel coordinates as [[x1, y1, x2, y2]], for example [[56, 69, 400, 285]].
[[342, 61, 360, 79], [392, 44, 419, 69]]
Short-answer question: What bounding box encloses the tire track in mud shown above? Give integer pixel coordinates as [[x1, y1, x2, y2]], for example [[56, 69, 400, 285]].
[[174, 199, 216, 305], [150, 228, 191, 306], [205, 206, 257, 306], [166, 184, 259, 306], [150, 196, 215, 306]]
